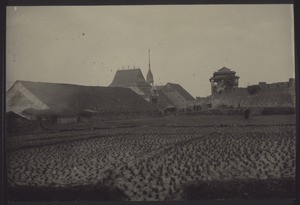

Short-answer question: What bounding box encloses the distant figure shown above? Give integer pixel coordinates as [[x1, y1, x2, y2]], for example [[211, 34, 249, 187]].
[[244, 108, 250, 119]]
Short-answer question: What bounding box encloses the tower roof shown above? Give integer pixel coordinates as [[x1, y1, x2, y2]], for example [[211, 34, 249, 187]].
[[215, 67, 235, 74], [210, 67, 238, 81], [109, 69, 150, 87], [147, 68, 154, 84], [146, 49, 154, 84]]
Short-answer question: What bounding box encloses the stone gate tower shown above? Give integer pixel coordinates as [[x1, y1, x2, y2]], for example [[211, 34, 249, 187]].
[[209, 67, 239, 94]]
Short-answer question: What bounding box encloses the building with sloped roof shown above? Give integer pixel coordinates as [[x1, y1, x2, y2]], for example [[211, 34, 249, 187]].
[[157, 83, 195, 112], [156, 89, 176, 115], [109, 67, 195, 114], [109, 50, 196, 114], [109, 68, 196, 114], [109, 68, 152, 101], [6, 80, 159, 124], [6, 111, 41, 135]]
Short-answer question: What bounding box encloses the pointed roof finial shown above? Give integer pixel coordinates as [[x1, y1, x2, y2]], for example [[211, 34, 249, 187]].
[[147, 49, 154, 85], [148, 49, 151, 71]]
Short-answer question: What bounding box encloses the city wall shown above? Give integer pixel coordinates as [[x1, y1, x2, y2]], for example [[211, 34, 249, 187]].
[[212, 80, 295, 108]]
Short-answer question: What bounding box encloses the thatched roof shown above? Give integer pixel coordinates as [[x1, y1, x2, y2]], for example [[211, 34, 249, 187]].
[[14, 81, 157, 116]]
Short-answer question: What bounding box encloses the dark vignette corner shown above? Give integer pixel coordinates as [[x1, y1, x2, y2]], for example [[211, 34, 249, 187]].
[[1, 1, 7, 205], [294, 1, 300, 205], [2, 1, 298, 205]]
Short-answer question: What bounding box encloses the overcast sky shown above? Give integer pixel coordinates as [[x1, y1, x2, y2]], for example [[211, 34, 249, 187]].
[[6, 5, 294, 97]]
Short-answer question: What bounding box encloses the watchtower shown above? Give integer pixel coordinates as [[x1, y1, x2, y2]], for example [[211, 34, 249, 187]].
[[209, 67, 239, 94]]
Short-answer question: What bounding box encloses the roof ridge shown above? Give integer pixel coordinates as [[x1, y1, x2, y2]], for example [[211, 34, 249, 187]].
[[166, 82, 179, 85], [117, 68, 141, 71], [17, 80, 110, 88], [109, 68, 149, 88], [216, 67, 234, 72]]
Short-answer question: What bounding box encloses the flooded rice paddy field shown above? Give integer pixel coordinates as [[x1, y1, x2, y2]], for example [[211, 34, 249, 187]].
[[7, 115, 296, 200]]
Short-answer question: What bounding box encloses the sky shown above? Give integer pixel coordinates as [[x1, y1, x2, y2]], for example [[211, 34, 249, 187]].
[[6, 5, 295, 97]]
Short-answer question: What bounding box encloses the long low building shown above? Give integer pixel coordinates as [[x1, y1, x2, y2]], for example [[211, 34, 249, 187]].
[[156, 83, 195, 113], [6, 111, 41, 135], [6, 80, 159, 124]]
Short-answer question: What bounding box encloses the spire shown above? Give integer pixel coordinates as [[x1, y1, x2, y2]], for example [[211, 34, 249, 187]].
[[147, 49, 154, 86], [148, 49, 151, 71]]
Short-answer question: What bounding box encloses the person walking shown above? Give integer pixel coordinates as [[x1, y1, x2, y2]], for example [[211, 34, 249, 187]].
[[244, 108, 250, 119]]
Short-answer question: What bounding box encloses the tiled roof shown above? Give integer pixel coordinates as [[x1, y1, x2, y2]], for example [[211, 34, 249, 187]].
[[215, 67, 235, 74]]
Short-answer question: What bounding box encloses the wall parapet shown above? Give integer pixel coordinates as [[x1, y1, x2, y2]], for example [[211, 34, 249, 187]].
[[211, 78, 295, 108]]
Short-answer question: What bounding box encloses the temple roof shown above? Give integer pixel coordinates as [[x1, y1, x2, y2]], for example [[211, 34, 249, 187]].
[[109, 69, 151, 88], [215, 67, 236, 74], [210, 67, 239, 81]]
